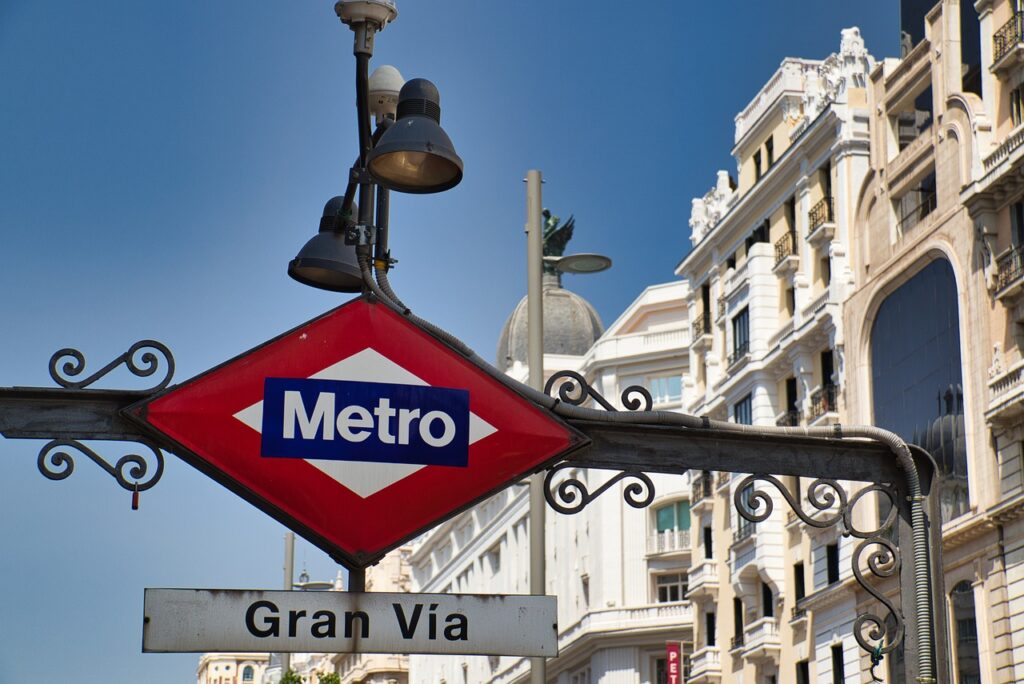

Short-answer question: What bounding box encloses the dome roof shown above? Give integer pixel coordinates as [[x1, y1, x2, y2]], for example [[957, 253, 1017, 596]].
[[496, 274, 604, 372]]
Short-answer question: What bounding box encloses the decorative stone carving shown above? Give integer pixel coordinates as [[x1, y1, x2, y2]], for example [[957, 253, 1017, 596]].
[[689, 170, 736, 245], [989, 343, 1004, 379]]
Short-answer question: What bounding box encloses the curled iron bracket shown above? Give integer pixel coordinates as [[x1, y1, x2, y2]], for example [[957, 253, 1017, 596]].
[[543, 372, 657, 514], [543, 462, 655, 515], [734, 474, 904, 663], [37, 438, 165, 492], [49, 340, 175, 392], [545, 370, 652, 412]]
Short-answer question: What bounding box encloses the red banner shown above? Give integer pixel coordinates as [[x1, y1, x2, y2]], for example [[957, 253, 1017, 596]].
[[666, 641, 681, 684]]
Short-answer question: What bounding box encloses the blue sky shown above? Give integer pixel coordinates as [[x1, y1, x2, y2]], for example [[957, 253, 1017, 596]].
[[0, 2, 897, 682]]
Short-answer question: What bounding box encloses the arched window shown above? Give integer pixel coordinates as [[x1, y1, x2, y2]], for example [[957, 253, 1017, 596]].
[[950, 581, 981, 683], [242, 665, 254, 682], [870, 259, 969, 522]]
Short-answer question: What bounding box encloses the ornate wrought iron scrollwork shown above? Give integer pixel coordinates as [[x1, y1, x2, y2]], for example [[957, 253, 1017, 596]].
[[49, 340, 174, 392], [543, 462, 654, 515], [542, 372, 656, 512], [733, 475, 903, 671], [544, 370, 652, 412], [38, 439, 165, 492]]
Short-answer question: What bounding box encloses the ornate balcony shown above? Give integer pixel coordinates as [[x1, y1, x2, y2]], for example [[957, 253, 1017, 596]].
[[692, 312, 711, 339], [730, 634, 744, 651], [686, 560, 719, 600], [790, 605, 807, 623], [993, 12, 1024, 77], [773, 232, 799, 273], [808, 384, 838, 423], [742, 616, 782, 663], [775, 410, 800, 427], [988, 359, 1024, 424], [688, 646, 721, 683], [647, 529, 691, 555], [996, 245, 1024, 300], [692, 471, 714, 505], [807, 196, 835, 246]]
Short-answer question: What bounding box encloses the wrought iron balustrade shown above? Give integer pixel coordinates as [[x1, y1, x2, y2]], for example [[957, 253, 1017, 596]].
[[774, 231, 797, 266], [692, 312, 711, 339], [808, 196, 834, 233], [997, 245, 1024, 293], [791, 605, 807, 621], [809, 383, 838, 420], [735, 518, 756, 541], [897, 191, 936, 234], [692, 471, 713, 503], [730, 634, 744, 650], [728, 340, 750, 366], [994, 11, 1024, 64], [776, 410, 801, 427]]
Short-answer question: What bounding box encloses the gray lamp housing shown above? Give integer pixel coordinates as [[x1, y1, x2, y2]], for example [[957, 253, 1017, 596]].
[[367, 78, 463, 194], [287, 197, 364, 292]]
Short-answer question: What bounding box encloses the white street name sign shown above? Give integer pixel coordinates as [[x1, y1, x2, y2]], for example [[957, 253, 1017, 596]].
[[143, 589, 558, 657]]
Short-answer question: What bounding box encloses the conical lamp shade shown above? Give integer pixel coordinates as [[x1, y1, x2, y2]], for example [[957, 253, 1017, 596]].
[[288, 231, 364, 292]]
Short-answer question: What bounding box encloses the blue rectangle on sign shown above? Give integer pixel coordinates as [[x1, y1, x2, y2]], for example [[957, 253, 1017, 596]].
[[260, 378, 470, 467]]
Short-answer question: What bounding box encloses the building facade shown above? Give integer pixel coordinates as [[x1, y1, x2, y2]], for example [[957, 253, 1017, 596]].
[[678, 27, 876, 684], [410, 278, 693, 684]]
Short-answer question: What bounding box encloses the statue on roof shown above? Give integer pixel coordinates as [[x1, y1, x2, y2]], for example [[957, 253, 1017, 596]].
[[542, 208, 575, 268]]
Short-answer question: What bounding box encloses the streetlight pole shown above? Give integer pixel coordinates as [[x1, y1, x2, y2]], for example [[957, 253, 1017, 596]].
[[525, 169, 546, 684]]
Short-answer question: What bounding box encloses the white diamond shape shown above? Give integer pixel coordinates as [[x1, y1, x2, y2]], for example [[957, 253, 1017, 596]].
[[233, 347, 497, 498]]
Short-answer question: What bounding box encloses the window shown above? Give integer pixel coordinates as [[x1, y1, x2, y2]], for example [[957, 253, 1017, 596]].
[[1012, 85, 1024, 128], [1012, 202, 1024, 246], [242, 666, 254, 682], [656, 500, 691, 533], [765, 137, 774, 168], [655, 572, 688, 603], [733, 597, 744, 645], [826, 543, 840, 585], [726, 252, 737, 270], [796, 659, 810, 684], [650, 375, 682, 404], [871, 259, 968, 523], [703, 525, 713, 559], [737, 483, 756, 538], [951, 580, 981, 683], [570, 666, 591, 684], [784, 286, 795, 317], [734, 394, 753, 426], [705, 611, 717, 647], [831, 644, 845, 684], [754, 150, 763, 181], [794, 562, 805, 601], [731, 308, 750, 363], [895, 170, 936, 233], [762, 580, 774, 618]]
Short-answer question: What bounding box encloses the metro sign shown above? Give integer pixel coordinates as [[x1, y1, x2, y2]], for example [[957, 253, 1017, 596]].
[[125, 298, 585, 567]]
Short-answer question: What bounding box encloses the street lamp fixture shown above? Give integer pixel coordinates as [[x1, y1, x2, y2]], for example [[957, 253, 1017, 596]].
[[366, 78, 463, 194], [544, 253, 612, 275], [287, 197, 363, 292]]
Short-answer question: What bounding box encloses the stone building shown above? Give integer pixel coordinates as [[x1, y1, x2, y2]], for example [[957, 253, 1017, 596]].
[[410, 276, 692, 684], [678, 27, 876, 684]]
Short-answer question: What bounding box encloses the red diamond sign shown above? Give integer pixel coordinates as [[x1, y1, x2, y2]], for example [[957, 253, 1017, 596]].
[[125, 298, 585, 567]]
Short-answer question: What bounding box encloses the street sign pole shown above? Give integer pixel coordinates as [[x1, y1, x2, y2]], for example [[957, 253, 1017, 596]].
[[526, 169, 546, 684]]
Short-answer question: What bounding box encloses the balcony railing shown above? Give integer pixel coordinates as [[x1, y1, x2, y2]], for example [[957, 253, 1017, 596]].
[[809, 384, 837, 420], [791, 605, 807, 621], [647, 529, 691, 554], [730, 634, 745, 650], [735, 517, 755, 541], [692, 312, 711, 339], [776, 409, 800, 427], [774, 231, 797, 266], [692, 471, 713, 503], [897, 191, 937, 234], [808, 196, 834, 234], [728, 340, 750, 367], [997, 245, 1024, 294], [994, 11, 1024, 64]]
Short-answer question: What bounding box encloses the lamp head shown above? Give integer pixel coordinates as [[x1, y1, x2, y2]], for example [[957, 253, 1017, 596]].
[[287, 197, 364, 292], [335, 0, 397, 29], [366, 78, 463, 194], [369, 65, 405, 123]]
